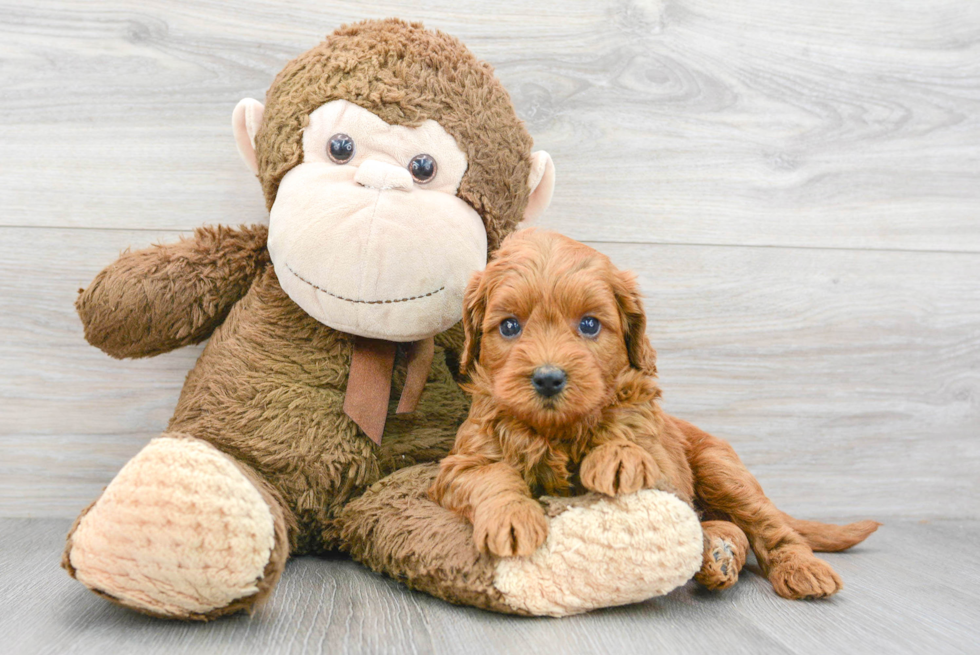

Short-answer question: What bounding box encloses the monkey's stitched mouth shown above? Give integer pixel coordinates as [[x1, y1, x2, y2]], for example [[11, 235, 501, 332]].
[[285, 264, 445, 305]]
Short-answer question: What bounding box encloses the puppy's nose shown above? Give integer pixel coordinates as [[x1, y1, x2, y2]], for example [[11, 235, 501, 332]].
[[531, 365, 567, 398]]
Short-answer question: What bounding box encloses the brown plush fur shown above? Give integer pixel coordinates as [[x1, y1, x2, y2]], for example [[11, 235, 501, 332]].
[[341, 460, 657, 615], [76, 224, 271, 359], [256, 18, 533, 252], [340, 464, 527, 615], [72, 226, 471, 557], [65, 18, 535, 619], [430, 230, 880, 599]]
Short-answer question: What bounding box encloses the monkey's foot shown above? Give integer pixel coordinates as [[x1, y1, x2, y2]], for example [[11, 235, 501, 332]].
[[695, 520, 749, 591], [341, 464, 703, 617], [492, 489, 704, 615], [63, 435, 287, 620]]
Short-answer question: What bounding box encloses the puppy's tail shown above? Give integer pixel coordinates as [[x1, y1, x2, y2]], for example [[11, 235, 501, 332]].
[[780, 512, 882, 552]]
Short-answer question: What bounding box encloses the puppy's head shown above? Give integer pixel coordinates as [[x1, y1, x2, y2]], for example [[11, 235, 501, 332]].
[[461, 229, 657, 429]]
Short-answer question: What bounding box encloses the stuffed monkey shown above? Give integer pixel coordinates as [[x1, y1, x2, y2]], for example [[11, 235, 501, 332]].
[[62, 19, 704, 619]]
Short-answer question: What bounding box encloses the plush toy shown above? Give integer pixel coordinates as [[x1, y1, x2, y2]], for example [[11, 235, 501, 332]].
[[62, 19, 704, 619]]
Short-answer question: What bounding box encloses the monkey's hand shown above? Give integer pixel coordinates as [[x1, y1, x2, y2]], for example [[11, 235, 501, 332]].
[[77, 224, 269, 358], [580, 441, 660, 496]]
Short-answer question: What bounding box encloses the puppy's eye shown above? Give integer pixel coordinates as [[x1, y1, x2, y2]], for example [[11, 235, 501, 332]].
[[578, 316, 601, 338], [328, 133, 355, 163], [499, 318, 522, 338], [409, 154, 437, 183]]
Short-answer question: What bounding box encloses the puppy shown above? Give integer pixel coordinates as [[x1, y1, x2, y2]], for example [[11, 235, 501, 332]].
[[430, 229, 879, 599]]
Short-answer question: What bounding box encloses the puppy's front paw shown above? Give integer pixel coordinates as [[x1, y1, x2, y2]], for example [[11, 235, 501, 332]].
[[473, 499, 548, 558], [580, 442, 659, 496]]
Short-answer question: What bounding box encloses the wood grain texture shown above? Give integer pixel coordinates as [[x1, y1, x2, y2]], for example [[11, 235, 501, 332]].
[[0, 0, 978, 523], [2, 228, 977, 519], [1, 518, 977, 654], [1, 0, 979, 250]]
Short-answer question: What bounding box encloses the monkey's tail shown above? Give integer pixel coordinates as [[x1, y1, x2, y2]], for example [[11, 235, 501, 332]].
[[780, 512, 882, 552]]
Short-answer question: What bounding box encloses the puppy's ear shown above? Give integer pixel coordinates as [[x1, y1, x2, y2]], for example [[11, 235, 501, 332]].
[[459, 270, 487, 377], [613, 270, 658, 376]]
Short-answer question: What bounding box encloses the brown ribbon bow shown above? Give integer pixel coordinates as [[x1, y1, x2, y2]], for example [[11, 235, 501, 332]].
[[343, 335, 435, 445]]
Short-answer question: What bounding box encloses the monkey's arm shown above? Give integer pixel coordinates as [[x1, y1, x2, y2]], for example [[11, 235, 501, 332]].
[[77, 224, 269, 358]]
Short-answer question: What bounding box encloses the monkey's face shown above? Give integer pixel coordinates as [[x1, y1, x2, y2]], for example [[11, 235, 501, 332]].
[[266, 100, 488, 341]]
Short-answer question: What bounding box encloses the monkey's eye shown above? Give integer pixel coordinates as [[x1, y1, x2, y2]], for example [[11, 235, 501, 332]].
[[499, 318, 522, 338], [408, 154, 437, 184], [578, 316, 601, 338], [327, 133, 355, 164]]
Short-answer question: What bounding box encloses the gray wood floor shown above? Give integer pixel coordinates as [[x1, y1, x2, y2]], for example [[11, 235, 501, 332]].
[[2, 518, 977, 655], [2, 0, 979, 652]]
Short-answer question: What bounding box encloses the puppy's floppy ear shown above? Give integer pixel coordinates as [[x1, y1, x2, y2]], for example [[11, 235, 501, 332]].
[[612, 269, 658, 376], [459, 269, 487, 377]]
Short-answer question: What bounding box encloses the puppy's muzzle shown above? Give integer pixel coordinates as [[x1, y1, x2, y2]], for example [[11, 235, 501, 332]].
[[531, 365, 567, 398]]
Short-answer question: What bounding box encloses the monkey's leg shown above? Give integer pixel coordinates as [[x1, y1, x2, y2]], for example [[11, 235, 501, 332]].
[[683, 424, 843, 599], [63, 434, 291, 620], [339, 463, 703, 617], [694, 520, 749, 591]]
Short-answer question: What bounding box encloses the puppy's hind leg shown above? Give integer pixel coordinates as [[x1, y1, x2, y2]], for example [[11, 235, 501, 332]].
[[695, 520, 749, 591], [677, 419, 844, 600]]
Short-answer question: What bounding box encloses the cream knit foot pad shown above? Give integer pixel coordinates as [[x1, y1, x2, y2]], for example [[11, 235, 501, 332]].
[[493, 489, 703, 616], [67, 436, 276, 617]]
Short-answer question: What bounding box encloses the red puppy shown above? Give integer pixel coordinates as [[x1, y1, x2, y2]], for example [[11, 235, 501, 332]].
[[430, 229, 879, 599]]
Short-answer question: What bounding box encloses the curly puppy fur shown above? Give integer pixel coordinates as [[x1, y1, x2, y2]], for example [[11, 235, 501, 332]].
[[430, 230, 880, 599]]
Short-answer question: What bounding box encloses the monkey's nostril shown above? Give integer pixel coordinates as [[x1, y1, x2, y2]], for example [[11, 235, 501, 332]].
[[531, 365, 567, 398]]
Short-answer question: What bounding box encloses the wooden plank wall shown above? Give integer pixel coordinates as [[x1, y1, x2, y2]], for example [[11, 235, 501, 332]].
[[1, 0, 977, 519]]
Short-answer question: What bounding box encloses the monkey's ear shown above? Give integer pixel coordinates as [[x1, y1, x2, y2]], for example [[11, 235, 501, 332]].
[[612, 270, 658, 376], [459, 270, 487, 377], [523, 151, 555, 224], [232, 98, 265, 175]]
